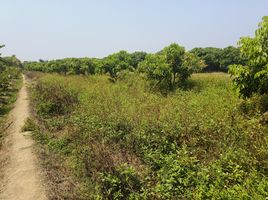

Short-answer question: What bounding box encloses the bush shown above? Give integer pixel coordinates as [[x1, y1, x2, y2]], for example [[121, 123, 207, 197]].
[[33, 78, 78, 116], [0, 67, 21, 146], [30, 73, 268, 199], [238, 94, 268, 115], [99, 164, 143, 200], [153, 148, 199, 199]]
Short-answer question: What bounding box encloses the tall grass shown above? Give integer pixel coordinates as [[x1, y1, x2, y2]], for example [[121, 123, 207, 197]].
[[30, 72, 268, 199]]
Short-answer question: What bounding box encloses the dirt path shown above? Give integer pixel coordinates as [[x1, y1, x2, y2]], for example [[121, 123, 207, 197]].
[[0, 75, 47, 200]]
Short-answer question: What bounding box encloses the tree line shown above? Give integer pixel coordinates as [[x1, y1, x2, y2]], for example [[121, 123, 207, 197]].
[[23, 44, 245, 90], [4, 15, 268, 98], [23, 45, 244, 75]]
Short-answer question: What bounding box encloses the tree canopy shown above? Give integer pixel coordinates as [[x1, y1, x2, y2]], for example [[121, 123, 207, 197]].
[[23, 51, 147, 80], [190, 46, 244, 72], [229, 16, 268, 98], [139, 43, 205, 90], [101, 51, 133, 80]]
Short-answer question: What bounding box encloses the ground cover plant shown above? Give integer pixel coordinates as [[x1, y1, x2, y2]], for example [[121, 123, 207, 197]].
[[28, 72, 268, 199]]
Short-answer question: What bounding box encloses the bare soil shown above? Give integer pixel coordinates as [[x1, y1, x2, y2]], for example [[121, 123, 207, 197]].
[[0, 75, 47, 200]]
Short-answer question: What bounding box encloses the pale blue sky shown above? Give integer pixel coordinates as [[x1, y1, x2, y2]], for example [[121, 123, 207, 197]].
[[1, 0, 267, 61]]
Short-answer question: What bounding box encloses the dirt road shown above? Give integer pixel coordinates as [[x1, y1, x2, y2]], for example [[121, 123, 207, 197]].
[[0, 75, 47, 200]]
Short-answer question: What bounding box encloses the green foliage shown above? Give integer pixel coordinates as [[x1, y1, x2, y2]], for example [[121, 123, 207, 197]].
[[99, 164, 143, 200], [0, 45, 6, 72], [102, 51, 134, 80], [0, 45, 22, 145], [154, 148, 199, 199], [0, 46, 22, 70], [130, 51, 147, 69], [238, 94, 268, 116], [23, 51, 146, 80], [24, 57, 97, 75], [33, 78, 78, 116], [220, 46, 245, 71], [0, 71, 21, 144], [0, 45, 22, 98], [163, 43, 187, 85], [229, 16, 268, 98], [30, 73, 268, 199], [182, 52, 206, 73], [3, 55, 22, 68], [139, 43, 205, 90], [190, 47, 223, 71], [190, 46, 244, 72], [138, 53, 170, 88]]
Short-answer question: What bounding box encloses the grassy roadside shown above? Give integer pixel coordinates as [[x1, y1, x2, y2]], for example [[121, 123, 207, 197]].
[[0, 68, 22, 147], [27, 72, 268, 199], [24, 71, 83, 199]]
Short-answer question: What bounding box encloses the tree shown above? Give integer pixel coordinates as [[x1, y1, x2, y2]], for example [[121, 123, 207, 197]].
[[3, 55, 22, 68], [229, 16, 268, 98], [80, 58, 95, 75], [190, 46, 245, 72], [102, 51, 133, 80], [190, 47, 222, 71], [138, 53, 170, 88], [130, 51, 147, 69], [219, 46, 245, 71], [163, 43, 186, 87], [139, 43, 205, 90], [182, 52, 206, 74]]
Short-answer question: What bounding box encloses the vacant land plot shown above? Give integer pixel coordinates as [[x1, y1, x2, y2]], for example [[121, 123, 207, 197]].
[[27, 73, 268, 199]]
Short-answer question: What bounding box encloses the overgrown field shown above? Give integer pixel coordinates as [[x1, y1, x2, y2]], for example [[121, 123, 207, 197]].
[[0, 68, 21, 145], [28, 72, 268, 199]]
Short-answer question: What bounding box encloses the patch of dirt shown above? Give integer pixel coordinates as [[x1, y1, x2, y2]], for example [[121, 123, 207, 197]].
[[0, 75, 47, 200]]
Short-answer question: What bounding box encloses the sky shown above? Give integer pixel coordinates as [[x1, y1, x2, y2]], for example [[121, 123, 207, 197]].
[[1, 0, 268, 61]]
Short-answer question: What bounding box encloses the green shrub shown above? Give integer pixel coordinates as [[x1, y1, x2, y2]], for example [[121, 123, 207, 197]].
[[99, 164, 143, 200], [0, 67, 21, 146], [33, 79, 78, 116], [30, 73, 268, 199], [229, 16, 268, 98], [153, 148, 199, 199], [238, 94, 268, 115]]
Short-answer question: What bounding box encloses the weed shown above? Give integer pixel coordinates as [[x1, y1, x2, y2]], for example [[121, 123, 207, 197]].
[[30, 73, 268, 199]]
